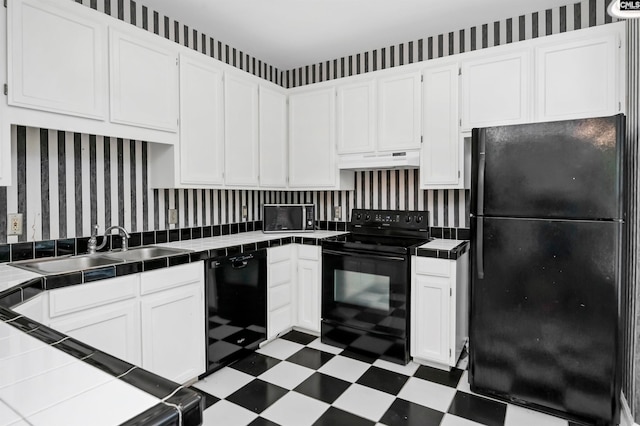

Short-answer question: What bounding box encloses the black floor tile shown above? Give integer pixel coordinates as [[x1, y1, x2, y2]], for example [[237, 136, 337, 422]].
[[413, 365, 464, 388], [379, 398, 444, 426], [356, 366, 409, 396], [293, 372, 351, 404], [226, 379, 288, 414], [447, 391, 507, 426], [341, 349, 378, 364], [286, 347, 334, 370], [247, 417, 281, 426], [280, 330, 318, 345], [230, 352, 281, 376], [312, 406, 375, 426], [188, 386, 220, 410]]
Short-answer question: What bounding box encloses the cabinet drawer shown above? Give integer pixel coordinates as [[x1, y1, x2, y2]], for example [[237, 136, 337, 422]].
[[269, 284, 291, 311], [140, 262, 203, 295], [415, 257, 451, 277], [268, 245, 293, 264], [297, 245, 320, 261], [49, 275, 138, 318]]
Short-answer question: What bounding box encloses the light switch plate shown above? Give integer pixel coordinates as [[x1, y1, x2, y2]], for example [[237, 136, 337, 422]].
[[334, 206, 341, 221], [168, 209, 178, 225], [242, 205, 248, 220]]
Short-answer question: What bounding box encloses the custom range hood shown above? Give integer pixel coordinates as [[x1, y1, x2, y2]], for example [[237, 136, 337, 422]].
[[338, 151, 420, 170]]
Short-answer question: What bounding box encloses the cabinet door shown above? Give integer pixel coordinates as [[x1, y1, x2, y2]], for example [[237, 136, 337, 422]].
[[289, 88, 336, 188], [535, 34, 619, 121], [296, 256, 320, 333], [110, 28, 178, 132], [225, 74, 259, 186], [461, 51, 530, 130], [377, 71, 421, 152], [337, 80, 376, 154], [421, 64, 460, 188], [50, 300, 141, 366], [179, 53, 224, 185], [411, 274, 450, 366], [140, 282, 205, 384], [267, 245, 295, 339], [259, 86, 288, 188], [8, 0, 106, 119]]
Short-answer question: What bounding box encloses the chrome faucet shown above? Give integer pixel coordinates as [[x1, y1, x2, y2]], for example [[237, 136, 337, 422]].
[[87, 225, 130, 254]]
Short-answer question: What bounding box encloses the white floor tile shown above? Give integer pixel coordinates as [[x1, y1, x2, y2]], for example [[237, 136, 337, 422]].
[[397, 377, 457, 412], [504, 404, 569, 426], [456, 371, 472, 393], [372, 358, 420, 376], [201, 400, 258, 426], [193, 367, 254, 399], [261, 391, 329, 426], [306, 338, 343, 355], [333, 383, 396, 422], [26, 380, 159, 426], [440, 413, 486, 426], [317, 355, 370, 382], [256, 338, 305, 360], [258, 361, 315, 390]]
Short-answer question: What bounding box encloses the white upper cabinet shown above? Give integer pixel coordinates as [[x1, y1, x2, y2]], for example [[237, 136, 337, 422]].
[[337, 80, 376, 154], [109, 28, 179, 132], [289, 88, 337, 188], [421, 62, 461, 189], [178, 53, 224, 186], [8, 0, 107, 119], [461, 50, 530, 130], [259, 86, 288, 188], [377, 71, 422, 152], [224, 74, 260, 186], [535, 31, 620, 122]]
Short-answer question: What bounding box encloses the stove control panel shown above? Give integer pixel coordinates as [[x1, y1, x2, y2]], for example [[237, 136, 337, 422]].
[[351, 209, 429, 230]]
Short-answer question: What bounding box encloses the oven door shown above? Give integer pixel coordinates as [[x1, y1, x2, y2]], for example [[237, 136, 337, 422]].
[[321, 247, 409, 337]]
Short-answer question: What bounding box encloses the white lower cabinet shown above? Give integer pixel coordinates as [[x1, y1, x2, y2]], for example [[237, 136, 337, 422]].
[[140, 282, 205, 384], [411, 252, 469, 370], [267, 245, 295, 339], [295, 245, 321, 333], [50, 299, 141, 366], [44, 262, 205, 384]]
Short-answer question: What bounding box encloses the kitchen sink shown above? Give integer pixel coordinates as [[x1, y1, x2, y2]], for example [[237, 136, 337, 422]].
[[10, 246, 192, 275], [101, 246, 192, 262], [10, 255, 122, 275]]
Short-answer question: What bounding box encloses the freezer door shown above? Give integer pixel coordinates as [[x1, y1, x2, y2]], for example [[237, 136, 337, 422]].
[[469, 216, 621, 424], [471, 115, 623, 220]]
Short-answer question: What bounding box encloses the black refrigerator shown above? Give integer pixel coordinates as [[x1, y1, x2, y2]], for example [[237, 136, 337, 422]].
[[469, 115, 624, 426]]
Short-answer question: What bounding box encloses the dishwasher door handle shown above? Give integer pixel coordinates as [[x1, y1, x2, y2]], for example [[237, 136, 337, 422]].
[[232, 260, 248, 269]]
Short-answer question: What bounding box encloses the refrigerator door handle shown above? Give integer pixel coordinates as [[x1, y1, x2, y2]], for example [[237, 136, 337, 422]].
[[478, 138, 486, 215], [476, 218, 484, 279]]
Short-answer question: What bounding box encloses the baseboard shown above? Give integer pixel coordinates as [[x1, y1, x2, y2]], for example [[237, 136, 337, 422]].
[[621, 392, 635, 426]]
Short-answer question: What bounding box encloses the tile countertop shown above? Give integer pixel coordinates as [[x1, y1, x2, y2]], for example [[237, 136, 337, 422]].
[[0, 229, 348, 426], [415, 239, 470, 260]]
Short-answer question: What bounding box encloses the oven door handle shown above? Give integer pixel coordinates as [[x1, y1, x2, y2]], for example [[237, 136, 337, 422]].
[[322, 249, 406, 262]]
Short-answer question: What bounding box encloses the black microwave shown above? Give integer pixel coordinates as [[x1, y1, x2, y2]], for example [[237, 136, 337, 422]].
[[262, 204, 315, 233]]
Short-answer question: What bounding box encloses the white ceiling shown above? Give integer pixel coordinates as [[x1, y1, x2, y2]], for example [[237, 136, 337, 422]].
[[140, 0, 573, 70]]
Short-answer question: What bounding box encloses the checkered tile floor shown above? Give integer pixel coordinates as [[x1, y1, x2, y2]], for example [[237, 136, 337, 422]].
[[191, 331, 577, 426]]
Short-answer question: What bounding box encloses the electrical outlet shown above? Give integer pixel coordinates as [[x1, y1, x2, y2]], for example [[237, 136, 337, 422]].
[[168, 209, 178, 225], [242, 205, 248, 220], [334, 206, 341, 221], [8, 213, 23, 236]]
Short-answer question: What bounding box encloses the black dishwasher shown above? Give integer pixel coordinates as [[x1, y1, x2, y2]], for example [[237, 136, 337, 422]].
[[203, 249, 267, 376]]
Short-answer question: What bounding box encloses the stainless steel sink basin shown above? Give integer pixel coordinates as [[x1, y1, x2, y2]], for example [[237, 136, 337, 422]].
[[101, 246, 192, 262], [10, 255, 122, 275], [9, 246, 192, 275]]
